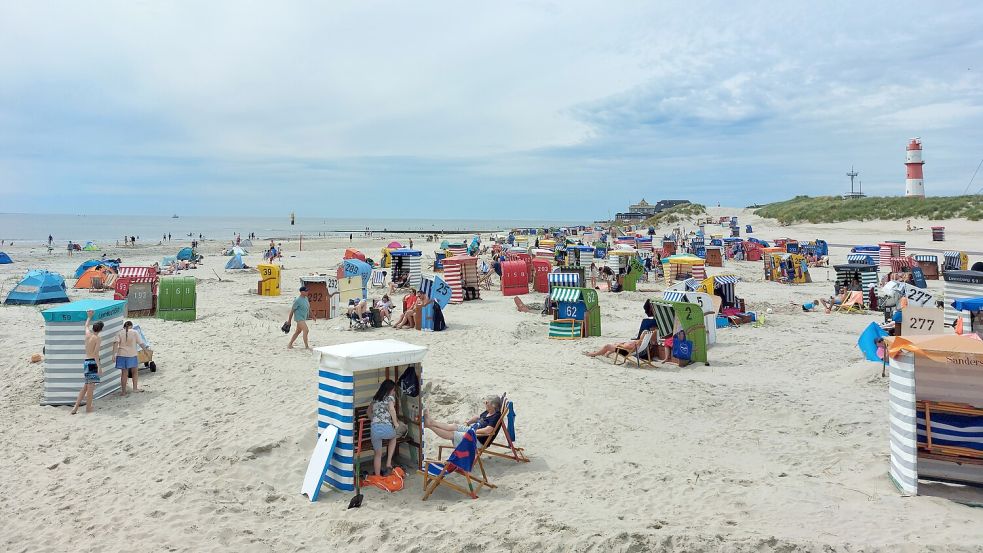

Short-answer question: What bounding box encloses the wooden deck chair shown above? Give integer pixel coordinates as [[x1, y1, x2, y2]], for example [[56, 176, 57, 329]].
[[421, 428, 484, 500], [370, 269, 386, 288], [478, 270, 494, 290], [613, 331, 656, 368], [482, 395, 530, 463], [834, 291, 865, 314]]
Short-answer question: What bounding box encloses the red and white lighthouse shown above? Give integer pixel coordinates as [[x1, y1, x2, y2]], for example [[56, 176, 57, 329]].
[[905, 138, 925, 197]]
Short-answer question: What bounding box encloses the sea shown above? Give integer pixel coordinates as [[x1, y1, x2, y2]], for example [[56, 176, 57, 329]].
[[0, 213, 581, 244]]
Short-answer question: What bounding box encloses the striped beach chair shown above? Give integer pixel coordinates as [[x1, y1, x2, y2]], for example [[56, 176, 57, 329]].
[[548, 319, 582, 339], [370, 269, 386, 288]]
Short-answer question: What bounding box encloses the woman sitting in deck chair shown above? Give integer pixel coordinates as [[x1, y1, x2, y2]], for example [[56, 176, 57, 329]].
[[388, 273, 409, 294], [424, 395, 502, 449], [583, 336, 649, 359]]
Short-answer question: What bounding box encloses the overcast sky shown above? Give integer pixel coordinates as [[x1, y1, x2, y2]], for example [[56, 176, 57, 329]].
[[2, 1, 982, 219]]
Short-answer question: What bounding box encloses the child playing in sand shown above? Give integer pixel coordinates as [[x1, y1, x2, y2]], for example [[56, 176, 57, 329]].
[[71, 310, 103, 414], [369, 380, 404, 476]]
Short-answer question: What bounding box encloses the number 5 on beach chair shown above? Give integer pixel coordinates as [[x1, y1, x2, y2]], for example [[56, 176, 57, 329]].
[[422, 428, 482, 500]]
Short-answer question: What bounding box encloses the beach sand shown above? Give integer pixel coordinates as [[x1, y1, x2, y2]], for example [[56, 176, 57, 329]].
[[1, 210, 982, 552]]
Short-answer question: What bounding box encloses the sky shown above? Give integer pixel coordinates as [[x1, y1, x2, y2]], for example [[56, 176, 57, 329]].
[[1, 1, 982, 220]]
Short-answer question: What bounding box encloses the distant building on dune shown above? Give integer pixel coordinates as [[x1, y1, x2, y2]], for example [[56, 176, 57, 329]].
[[615, 198, 690, 222]]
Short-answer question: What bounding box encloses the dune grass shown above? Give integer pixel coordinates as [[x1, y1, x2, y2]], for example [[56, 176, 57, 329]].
[[634, 202, 707, 227], [754, 195, 983, 225]]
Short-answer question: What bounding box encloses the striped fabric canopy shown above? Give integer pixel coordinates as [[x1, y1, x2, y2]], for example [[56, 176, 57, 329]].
[[117, 266, 154, 278], [891, 257, 916, 269], [847, 254, 875, 264], [662, 291, 687, 303], [715, 275, 739, 285], [547, 272, 580, 287], [944, 251, 961, 258], [650, 301, 677, 338], [550, 286, 582, 302], [913, 254, 938, 262]]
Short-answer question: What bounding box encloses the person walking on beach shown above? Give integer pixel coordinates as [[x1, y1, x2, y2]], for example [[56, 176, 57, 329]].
[[168, 233, 171, 241], [71, 310, 104, 415], [67, 241, 74, 257], [113, 320, 150, 395], [285, 286, 311, 349], [48, 235, 53, 246]]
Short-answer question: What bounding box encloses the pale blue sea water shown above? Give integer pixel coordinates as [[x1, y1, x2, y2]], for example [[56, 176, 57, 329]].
[[0, 213, 579, 244]]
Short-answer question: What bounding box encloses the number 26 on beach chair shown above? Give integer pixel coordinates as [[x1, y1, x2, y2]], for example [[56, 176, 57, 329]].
[[422, 428, 482, 500]]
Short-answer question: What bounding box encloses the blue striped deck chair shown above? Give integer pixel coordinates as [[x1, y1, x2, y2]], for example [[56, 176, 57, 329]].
[[549, 319, 582, 339], [370, 269, 386, 288], [422, 428, 485, 500], [483, 395, 529, 463], [917, 402, 983, 460]]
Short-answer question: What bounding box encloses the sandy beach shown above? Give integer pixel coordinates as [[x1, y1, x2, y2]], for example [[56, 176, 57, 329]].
[[2, 208, 983, 552]]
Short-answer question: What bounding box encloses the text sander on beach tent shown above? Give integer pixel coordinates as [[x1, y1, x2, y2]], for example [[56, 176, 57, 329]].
[[4, 270, 70, 305], [0, 252, 12, 264]]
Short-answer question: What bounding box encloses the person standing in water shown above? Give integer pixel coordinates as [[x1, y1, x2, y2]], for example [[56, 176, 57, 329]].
[[71, 310, 104, 415], [285, 286, 311, 349], [113, 320, 150, 395]]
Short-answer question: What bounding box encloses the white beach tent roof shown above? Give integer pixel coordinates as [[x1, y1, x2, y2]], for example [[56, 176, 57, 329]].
[[314, 339, 427, 375]]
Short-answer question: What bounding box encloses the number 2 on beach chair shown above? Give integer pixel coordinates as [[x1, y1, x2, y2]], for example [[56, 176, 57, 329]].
[[422, 428, 483, 500]]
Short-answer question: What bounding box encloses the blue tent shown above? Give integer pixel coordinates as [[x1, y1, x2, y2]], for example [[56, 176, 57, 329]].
[[177, 247, 194, 261], [0, 252, 12, 264], [225, 254, 245, 270], [4, 270, 70, 305], [952, 297, 983, 313], [74, 259, 119, 279]]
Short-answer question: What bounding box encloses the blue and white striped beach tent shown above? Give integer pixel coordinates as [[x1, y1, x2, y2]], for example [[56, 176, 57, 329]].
[[847, 254, 876, 265], [547, 270, 580, 294], [314, 340, 427, 493], [40, 299, 126, 405]]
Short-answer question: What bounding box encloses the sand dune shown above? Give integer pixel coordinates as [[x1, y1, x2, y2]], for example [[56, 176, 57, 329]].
[[1, 210, 982, 552]]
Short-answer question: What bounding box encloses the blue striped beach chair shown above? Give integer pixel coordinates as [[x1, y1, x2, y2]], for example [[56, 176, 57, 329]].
[[370, 269, 386, 288]]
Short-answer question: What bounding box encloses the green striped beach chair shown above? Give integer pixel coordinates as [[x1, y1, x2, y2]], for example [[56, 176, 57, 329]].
[[549, 319, 582, 339]]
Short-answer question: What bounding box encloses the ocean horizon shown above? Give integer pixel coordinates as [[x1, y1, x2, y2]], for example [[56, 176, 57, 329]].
[[0, 212, 583, 244]]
